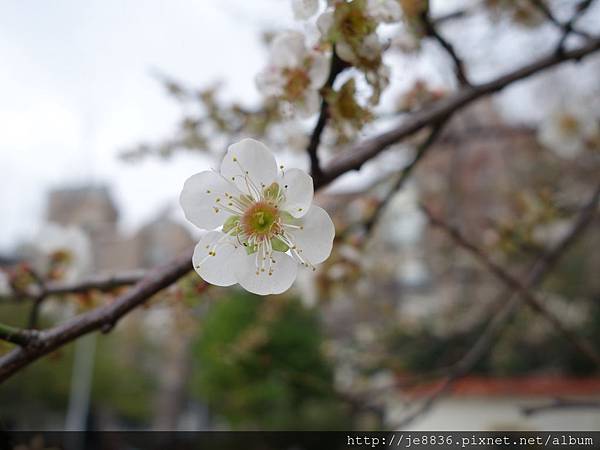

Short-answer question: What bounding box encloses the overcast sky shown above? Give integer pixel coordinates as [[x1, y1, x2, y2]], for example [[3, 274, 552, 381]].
[[0, 0, 598, 252]]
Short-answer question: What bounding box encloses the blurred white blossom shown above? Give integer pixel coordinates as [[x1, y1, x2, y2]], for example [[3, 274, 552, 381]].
[[292, 0, 320, 20], [367, 0, 402, 23], [256, 31, 329, 117], [33, 223, 92, 282], [537, 103, 600, 158]]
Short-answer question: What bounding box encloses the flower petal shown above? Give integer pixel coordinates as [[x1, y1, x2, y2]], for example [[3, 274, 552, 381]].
[[270, 31, 306, 68], [308, 51, 330, 89], [256, 68, 286, 97], [220, 138, 279, 197], [297, 89, 321, 117], [287, 205, 335, 264], [367, 0, 402, 23], [180, 170, 242, 230], [317, 10, 334, 37], [281, 168, 314, 217], [192, 231, 240, 286], [234, 251, 298, 295], [336, 39, 356, 64], [292, 0, 319, 20]]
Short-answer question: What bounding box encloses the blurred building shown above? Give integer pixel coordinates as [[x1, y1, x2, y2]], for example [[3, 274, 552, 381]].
[[391, 376, 600, 430], [45, 185, 193, 272]]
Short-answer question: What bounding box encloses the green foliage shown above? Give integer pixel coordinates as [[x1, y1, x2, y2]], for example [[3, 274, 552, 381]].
[[0, 308, 156, 427], [90, 333, 157, 423], [190, 292, 352, 429]]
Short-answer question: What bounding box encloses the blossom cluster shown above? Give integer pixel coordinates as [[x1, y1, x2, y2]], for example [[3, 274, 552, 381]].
[[256, 0, 414, 125], [537, 101, 600, 159]]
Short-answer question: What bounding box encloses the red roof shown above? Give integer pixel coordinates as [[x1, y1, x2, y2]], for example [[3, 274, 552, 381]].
[[401, 376, 600, 398]]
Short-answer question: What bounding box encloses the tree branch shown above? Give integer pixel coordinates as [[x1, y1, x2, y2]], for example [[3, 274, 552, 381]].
[[363, 121, 448, 236], [1, 36, 599, 385], [0, 323, 39, 347], [421, 203, 600, 367], [421, 10, 471, 86], [522, 398, 600, 416], [44, 270, 146, 296], [530, 0, 592, 44], [307, 50, 347, 180], [0, 249, 194, 383], [392, 183, 600, 428], [316, 36, 600, 189], [556, 0, 596, 51]]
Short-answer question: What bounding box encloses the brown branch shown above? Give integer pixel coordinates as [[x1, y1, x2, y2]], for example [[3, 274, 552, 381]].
[[306, 50, 347, 179], [0, 249, 193, 383], [421, 203, 600, 367], [15, 271, 144, 329], [0, 323, 40, 347], [556, 0, 596, 51], [362, 121, 448, 236], [392, 183, 600, 428], [530, 0, 592, 44], [315, 36, 600, 189], [522, 398, 600, 416], [44, 270, 145, 296], [421, 10, 471, 86], [2, 36, 600, 384]]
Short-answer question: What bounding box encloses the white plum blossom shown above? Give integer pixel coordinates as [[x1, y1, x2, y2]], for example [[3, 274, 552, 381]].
[[292, 0, 320, 20], [336, 32, 383, 66], [180, 138, 335, 296], [256, 31, 329, 117], [367, 0, 402, 23], [391, 30, 421, 53], [537, 104, 600, 158], [316, 10, 334, 36], [34, 223, 92, 282]]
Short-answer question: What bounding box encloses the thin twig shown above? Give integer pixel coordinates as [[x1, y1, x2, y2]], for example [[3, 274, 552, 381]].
[[421, 11, 471, 86], [306, 50, 347, 180], [392, 183, 600, 428], [421, 203, 600, 367], [0, 249, 194, 383], [363, 121, 448, 236], [0, 323, 39, 347], [556, 0, 596, 51], [1, 36, 599, 385], [522, 398, 600, 416], [317, 36, 600, 189], [44, 271, 145, 296]]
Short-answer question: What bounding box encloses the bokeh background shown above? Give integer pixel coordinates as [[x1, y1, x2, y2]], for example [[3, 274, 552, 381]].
[[1, 0, 599, 431]]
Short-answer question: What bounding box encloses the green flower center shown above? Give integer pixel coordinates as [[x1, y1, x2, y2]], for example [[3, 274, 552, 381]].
[[242, 201, 280, 237]]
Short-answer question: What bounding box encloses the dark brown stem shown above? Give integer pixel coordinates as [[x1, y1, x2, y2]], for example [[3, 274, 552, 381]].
[[363, 121, 448, 235], [393, 183, 600, 428], [0, 249, 194, 383], [307, 51, 347, 181], [1, 36, 599, 385], [421, 10, 471, 86], [0, 323, 39, 347], [522, 398, 600, 416], [421, 199, 600, 367], [316, 36, 600, 189]]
